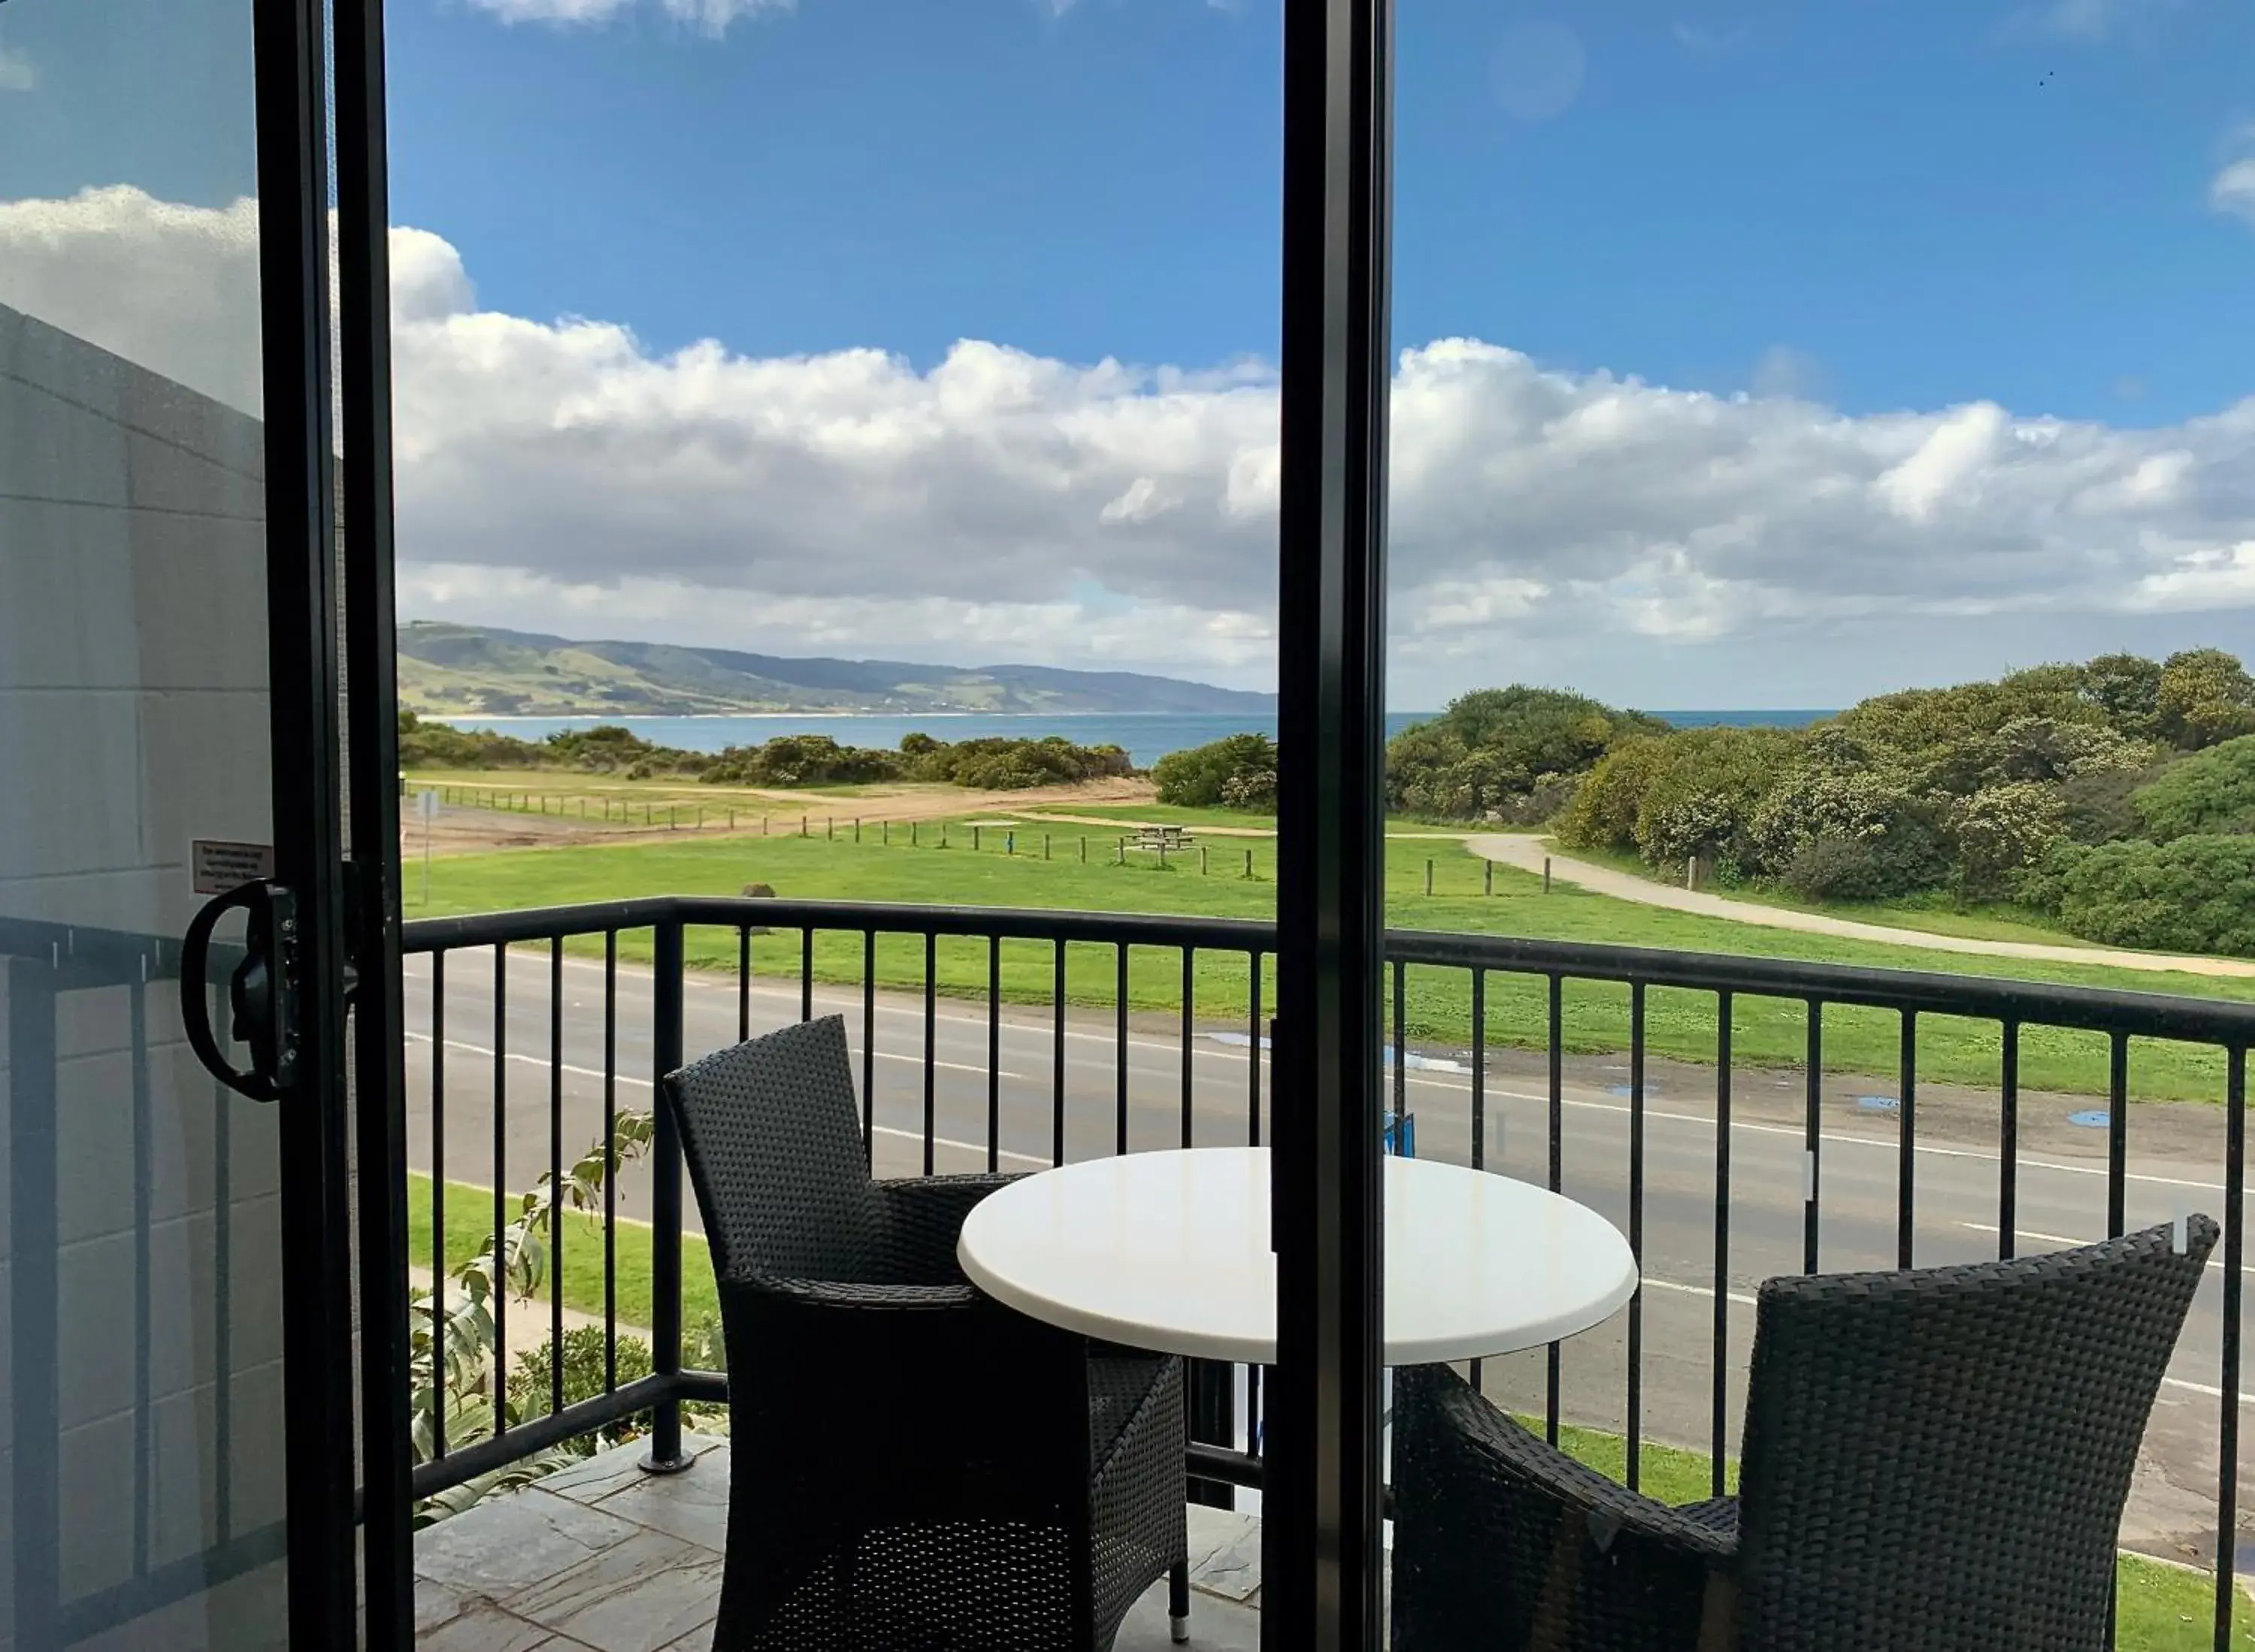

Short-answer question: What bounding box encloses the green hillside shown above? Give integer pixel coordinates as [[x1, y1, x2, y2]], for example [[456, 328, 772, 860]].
[[396, 622, 1277, 717]]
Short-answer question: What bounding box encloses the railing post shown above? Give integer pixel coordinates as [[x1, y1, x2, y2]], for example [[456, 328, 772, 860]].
[[1187, 1359, 1238, 1510], [643, 916, 691, 1474]]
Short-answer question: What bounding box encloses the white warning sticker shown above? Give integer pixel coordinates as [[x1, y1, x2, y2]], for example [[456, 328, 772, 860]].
[[192, 840, 275, 895]]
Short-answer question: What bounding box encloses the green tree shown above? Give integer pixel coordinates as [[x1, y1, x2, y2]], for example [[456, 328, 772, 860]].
[[1948, 782, 2066, 896], [2079, 652, 2164, 739], [2156, 648, 2255, 749], [1384, 687, 1666, 821], [1630, 728, 1798, 876], [2130, 735, 2255, 842], [1153, 733, 1278, 809], [1978, 716, 2151, 787], [1556, 735, 1675, 855], [2021, 835, 2255, 957]]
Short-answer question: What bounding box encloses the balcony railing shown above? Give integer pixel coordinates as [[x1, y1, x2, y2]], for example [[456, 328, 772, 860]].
[[397, 894, 2255, 1647], [6, 898, 2251, 1647]]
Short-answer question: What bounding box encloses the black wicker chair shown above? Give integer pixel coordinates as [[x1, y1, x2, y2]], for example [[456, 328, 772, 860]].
[[661, 1015, 1190, 1652], [1393, 1216, 2217, 1652]]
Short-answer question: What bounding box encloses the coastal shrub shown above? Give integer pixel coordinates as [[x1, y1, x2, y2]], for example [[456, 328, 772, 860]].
[[905, 736, 1132, 790], [2058, 765, 2155, 846], [2020, 836, 2255, 957], [2157, 648, 2255, 749], [1154, 733, 1278, 809], [1385, 688, 1665, 821], [2130, 735, 2255, 842], [1777, 822, 1948, 903], [1555, 736, 1673, 855], [701, 735, 901, 787], [1781, 838, 1888, 903], [1977, 716, 2151, 787], [2079, 652, 2166, 740], [1946, 782, 2067, 897], [1219, 766, 1277, 811], [1630, 728, 1798, 876]]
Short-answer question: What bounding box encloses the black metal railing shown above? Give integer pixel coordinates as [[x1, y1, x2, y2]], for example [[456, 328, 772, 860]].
[[10, 898, 2252, 1647], [398, 894, 2255, 1647]]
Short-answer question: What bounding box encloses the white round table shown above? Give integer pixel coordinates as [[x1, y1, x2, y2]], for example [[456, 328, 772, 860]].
[[955, 1147, 1638, 1366]]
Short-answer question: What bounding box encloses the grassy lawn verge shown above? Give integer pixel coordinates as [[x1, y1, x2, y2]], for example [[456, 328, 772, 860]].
[[407, 1163, 2248, 1650], [408, 829, 2255, 1103], [405, 1170, 721, 1337]]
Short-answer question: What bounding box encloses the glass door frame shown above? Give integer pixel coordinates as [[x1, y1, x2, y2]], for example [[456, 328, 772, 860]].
[[301, 0, 1404, 1639], [251, 0, 409, 1641], [1267, 0, 1395, 1646], [332, 0, 419, 1639]]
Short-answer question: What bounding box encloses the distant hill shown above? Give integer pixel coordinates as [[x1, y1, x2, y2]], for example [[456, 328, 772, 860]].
[[396, 622, 1279, 718]]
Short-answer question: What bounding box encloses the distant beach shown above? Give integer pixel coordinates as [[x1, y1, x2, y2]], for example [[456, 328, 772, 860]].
[[429, 707, 1833, 770]]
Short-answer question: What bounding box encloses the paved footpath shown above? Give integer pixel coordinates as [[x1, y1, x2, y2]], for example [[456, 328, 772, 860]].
[[1468, 833, 2255, 981]]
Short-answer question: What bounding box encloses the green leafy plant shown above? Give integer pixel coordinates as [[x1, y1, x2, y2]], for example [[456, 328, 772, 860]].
[[410, 1109, 658, 1526]]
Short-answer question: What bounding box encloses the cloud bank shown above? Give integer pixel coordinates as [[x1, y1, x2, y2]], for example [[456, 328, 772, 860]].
[[7, 186, 2255, 703]]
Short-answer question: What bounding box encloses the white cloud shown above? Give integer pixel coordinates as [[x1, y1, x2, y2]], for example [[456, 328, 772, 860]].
[[11, 186, 2255, 703], [2026, 0, 2181, 41], [2213, 129, 2255, 227], [0, 44, 35, 92], [1750, 345, 1823, 401], [462, 0, 794, 34], [1490, 21, 1585, 123]]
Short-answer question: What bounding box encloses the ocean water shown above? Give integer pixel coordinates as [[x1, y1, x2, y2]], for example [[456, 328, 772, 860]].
[[435, 706, 1833, 770]]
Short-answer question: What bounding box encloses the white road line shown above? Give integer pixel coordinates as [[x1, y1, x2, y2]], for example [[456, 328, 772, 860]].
[[1954, 1219, 2251, 1279], [403, 1030, 1021, 1082], [405, 955, 2231, 1194], [1639, 1266, 2245, 1405], [407, 951, 1229, 1059], [872, 1125, 1051, 1169], [1639, 1275, 1760, 1309]]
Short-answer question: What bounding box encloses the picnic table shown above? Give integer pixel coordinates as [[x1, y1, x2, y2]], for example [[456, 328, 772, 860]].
[[1125, 823, 1194, 852]]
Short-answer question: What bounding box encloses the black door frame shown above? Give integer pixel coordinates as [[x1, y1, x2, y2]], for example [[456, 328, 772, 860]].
[[1267, 0, 1396, 1646], [253, 0, 406, 1641], [333, 0, 419, 1638]]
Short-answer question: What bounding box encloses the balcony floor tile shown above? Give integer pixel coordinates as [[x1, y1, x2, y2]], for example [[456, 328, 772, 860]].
[[415, 1442, 1268, 1651]]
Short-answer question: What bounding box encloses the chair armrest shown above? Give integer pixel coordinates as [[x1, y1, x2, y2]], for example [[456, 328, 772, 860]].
[[1392, 1365, 1730, 1652], [873, 1172, 1025, 1283], [1417, 1367, 1736, 1560]]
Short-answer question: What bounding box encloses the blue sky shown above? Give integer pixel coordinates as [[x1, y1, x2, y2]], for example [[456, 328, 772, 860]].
[[6, 0, 2255, 705], [385, 0, 2255, 427]]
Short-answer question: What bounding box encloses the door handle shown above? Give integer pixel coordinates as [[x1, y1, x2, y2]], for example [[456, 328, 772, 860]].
[[180, 879, 301, 1102]]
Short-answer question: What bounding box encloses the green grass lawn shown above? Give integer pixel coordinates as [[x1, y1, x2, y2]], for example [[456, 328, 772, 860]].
[[410, 1165, 2250, 1651], [407, 827, 2255, 1103], [406, 1169, 723, 1341], [1016, 800, 1279, 831], [409, 767, 940, 815], [1011, 800, 1458, 837]]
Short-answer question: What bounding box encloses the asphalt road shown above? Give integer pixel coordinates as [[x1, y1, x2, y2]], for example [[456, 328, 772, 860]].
[[400, 948, 2251, 1559]]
